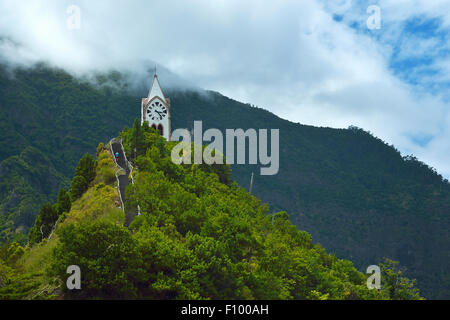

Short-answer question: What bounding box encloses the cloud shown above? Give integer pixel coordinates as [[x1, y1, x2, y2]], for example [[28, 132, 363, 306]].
[[0, 0, 449, 178]]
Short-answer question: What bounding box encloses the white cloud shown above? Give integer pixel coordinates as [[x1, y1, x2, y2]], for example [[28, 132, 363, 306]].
[[0, 0, 449, 178]]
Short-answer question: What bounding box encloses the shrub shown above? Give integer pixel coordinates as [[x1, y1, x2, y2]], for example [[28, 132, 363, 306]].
[[101, 167, 116, 185], [97, 142, 105, 155]]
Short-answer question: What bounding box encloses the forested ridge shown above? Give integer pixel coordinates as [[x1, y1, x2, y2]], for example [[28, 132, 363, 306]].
[[0, 63, 448, 298], [0, 125, 422, 299]]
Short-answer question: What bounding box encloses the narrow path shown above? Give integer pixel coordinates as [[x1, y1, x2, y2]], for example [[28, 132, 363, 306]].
[[111, 141, 136, 227]]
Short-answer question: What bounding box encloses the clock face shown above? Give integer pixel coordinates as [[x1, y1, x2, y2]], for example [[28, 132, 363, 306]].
[[146, 100, 168, 121]]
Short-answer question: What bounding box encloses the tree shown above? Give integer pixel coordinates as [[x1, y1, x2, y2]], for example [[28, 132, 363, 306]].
[[380, 258, 422, 300], [27, 190, 70, 246], [0, 241, 24, 267], [56, 188, 71, 215], [28, 203, 58, 245], [74, 153, 97, 185], [69, 175, 87, 201], [131, 118, 145, 158], [50, 220, 141, 299]]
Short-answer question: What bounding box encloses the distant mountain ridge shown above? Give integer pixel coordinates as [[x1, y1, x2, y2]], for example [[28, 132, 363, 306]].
[[0, 63, 449, 299]]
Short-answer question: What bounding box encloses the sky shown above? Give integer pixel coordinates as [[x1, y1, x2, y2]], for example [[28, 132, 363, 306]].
[[1, 0, 450, 178]]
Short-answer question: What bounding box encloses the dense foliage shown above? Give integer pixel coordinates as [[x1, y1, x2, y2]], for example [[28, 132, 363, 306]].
[[1, 126, 423, 300], [49, 126, 421, 299], [0, 63, 448, 298]]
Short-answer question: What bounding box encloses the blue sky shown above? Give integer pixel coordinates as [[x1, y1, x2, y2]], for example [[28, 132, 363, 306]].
[[389, 17, 450, 95], [323, 1, 450, 157], [0, 0, 449, 178], [334, 1, 450, 177], [334, 2, 450, 98]]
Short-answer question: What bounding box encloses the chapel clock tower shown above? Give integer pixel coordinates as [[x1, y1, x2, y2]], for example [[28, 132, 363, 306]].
[[141, 74, 171, 140]]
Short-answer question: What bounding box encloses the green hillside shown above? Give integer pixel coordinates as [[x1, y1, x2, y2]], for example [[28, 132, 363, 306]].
[[0, 146, 67, 244], [170, 91, 450, 299], [0, 63, 448, 298], [0, 63, 136, 243], [0, 127, 421, 300]]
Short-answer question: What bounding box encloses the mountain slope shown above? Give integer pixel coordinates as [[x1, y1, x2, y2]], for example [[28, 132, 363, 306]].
[[170, 90, 450, 299], [0, 64, 137, 242], [0, 128, 421, 300], [0, 63, 448, 298], [0, 146, 67, 243]]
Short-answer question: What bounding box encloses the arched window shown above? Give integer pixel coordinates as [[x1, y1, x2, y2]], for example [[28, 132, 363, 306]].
[[151, 124, 157, 131], [157, 124, 164, 137]]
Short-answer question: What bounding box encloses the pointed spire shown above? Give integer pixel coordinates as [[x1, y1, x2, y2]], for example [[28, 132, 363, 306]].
[[147, 73, 166, 101]]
